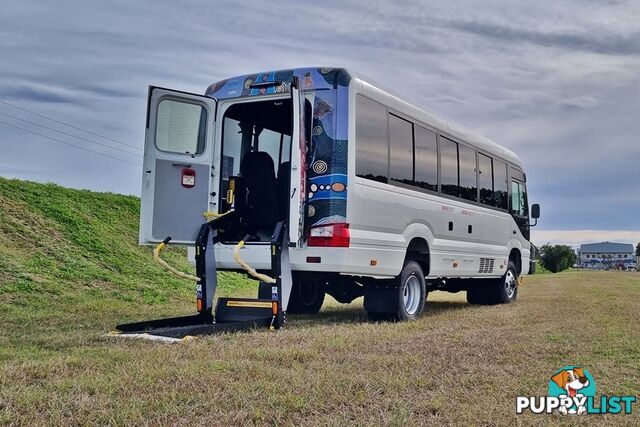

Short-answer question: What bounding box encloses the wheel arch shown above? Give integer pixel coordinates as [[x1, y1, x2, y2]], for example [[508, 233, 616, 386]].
[[402, 223, 434, 277], [509, 248, 522, 275]]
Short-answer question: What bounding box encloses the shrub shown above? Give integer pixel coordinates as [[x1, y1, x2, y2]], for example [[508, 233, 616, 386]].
[[539, 244, 577, 273]]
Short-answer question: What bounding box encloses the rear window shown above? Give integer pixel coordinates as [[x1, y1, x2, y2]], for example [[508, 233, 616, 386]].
[[155, 99, 206, 154]]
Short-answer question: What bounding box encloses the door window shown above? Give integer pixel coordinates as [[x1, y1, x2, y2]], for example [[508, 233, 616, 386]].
[[511, 181, 528, 217], [155, 99, 206, 154]]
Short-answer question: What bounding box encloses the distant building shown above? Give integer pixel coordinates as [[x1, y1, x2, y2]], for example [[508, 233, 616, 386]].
[[578, 242, 635, 269]]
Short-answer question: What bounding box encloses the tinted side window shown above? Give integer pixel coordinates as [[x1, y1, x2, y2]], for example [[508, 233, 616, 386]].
[[458, 144, 477, 201], [440, 137, 459, 197], [389, 114, 413, 185], [478, 153, 493, 205], [414, 125, 438, 191], [493, 159, 508, 209], [356, 95, 388, 183]]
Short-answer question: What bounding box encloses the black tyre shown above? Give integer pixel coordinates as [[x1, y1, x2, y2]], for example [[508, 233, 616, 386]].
[[466, 283, 488, 305], [467, 261, 519, 305], [365, 260, 426, 321], [494, 261, 518, 304], [286, 277, 325, 314]]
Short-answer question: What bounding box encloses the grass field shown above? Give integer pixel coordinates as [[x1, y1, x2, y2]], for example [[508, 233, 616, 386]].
[[1, 178, 639, 425]]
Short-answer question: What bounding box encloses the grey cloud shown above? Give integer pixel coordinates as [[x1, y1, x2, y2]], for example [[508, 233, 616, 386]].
[[1, 84, 78, 104], [444, 20, 640, 56], [1, 82, 136, 104], [1, 0, 639, 234]]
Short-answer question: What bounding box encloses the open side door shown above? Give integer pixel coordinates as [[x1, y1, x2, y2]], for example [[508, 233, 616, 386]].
[[288, 79, 309, 248], [140, 87, 217, 245]]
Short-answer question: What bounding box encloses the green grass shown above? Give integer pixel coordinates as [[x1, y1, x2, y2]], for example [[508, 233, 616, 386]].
[[1, 177, 639, 425]]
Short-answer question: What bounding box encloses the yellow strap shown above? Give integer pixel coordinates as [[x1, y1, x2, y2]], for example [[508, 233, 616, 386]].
[[153, 242, 200, 282], [203, 210, 231, 222], [233, 240, 276, 284]]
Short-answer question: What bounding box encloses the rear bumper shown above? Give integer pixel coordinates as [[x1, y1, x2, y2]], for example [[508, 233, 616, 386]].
[[187, 243, 404, 277]]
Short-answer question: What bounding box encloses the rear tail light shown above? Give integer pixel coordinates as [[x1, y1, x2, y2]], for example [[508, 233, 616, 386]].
[[308, 223, 350, 247]]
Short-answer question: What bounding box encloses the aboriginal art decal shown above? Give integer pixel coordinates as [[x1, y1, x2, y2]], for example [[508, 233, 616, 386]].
[[206, 67, 352, 229], [306, 83, 349, 227]]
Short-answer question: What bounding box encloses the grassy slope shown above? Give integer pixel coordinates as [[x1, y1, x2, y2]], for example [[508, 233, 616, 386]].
[[1, 178, 639, 425], [0, 178, 252, 345]]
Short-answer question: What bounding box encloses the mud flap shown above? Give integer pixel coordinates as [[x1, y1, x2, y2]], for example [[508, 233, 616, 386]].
[[364, 284, 399, 314]]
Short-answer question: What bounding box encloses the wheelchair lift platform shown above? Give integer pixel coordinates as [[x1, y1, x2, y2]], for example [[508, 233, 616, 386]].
[[113, 213, 293, 339]]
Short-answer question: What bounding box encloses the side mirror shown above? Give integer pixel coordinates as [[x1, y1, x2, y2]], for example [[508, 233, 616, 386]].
[[531, 203, 540, 219], [529, 203, 540, 227]]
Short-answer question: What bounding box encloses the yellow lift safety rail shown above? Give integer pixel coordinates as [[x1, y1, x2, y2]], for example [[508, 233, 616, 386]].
[[153, 238, 200, 282], [152, 210, 276, 285], [233, 239, 276, 284]]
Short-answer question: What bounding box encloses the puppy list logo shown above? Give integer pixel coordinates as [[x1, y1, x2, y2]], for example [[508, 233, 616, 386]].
[[516, 366, 636, 415]]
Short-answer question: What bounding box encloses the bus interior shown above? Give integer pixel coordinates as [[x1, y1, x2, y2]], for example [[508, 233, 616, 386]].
[[218, 98, 294, 243]]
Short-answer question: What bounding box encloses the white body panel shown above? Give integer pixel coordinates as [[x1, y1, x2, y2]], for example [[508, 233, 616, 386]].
[[167, 73, 533, 280]]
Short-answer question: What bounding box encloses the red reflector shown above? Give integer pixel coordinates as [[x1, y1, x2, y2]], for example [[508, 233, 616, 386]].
[[306, 256, 321, 263], [307, 223, 350, 247], [196, 298, 203, 312], [181, 168, 196, 188]]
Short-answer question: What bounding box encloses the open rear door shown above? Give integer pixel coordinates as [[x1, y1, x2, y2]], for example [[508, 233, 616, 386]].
[[140, 87, 216, 245], [289, 79, 308, 247]]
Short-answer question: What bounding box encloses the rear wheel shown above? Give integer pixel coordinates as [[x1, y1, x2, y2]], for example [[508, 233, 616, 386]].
[[287, 276, 325, 314], [365, 260, 426, 321], [466, 282, 488, 305]]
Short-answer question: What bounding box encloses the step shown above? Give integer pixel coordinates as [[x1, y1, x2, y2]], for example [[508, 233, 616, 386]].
[[215, 297, 275, 323]]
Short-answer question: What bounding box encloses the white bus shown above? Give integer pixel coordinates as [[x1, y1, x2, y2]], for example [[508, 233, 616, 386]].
[[139, 67, 540, 322]]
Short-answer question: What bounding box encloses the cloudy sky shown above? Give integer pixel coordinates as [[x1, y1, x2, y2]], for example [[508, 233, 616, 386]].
[[1, 0, 639, 246]]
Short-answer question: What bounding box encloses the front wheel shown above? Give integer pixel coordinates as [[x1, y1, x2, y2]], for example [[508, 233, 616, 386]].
[[495, 261, 518, 304], [467, 261, 518, 305]]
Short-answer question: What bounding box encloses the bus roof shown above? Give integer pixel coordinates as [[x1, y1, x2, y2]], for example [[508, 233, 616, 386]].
[[206, 67, 523, 170]]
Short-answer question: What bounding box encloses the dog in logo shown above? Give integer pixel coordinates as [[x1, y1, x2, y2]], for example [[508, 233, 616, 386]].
[[551, 367, 590, 414]]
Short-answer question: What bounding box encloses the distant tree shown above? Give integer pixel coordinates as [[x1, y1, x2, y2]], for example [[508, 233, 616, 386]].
[[636, 242, 640, 257], [539, 244, 577, 273]]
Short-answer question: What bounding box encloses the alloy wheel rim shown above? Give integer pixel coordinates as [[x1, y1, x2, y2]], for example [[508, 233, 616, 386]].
[[403, 275, 421, 315], [505, 270, 517, 298]]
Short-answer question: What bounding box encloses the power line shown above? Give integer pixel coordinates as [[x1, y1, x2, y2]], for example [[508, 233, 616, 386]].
[[0, 99, 141, 152], [0, 120, 141, 166], [0, 111, 142, 156]]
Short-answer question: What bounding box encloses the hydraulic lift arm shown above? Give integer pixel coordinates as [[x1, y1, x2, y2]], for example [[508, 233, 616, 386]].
[[114, 212, 292, 339]]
